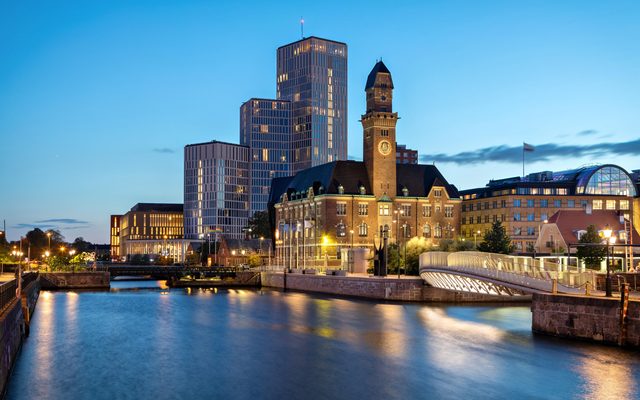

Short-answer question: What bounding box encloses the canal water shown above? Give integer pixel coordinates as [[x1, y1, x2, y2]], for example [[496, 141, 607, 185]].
[[5, 281, 640, 400]]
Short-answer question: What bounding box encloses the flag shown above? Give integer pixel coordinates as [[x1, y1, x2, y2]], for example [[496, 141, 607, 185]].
[[523, 142, 535, 152]]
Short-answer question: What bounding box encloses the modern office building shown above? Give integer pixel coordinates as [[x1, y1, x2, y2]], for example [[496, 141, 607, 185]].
[[277, 36, 348, 173], [269, 61, 461, 269], [117, 203, 189, 262], [460, 165, 637, 252], [184, 141, 250, 240], [240, 98, 292, 217], [109, 215, 121, 261], [396, 144, 418, 164]]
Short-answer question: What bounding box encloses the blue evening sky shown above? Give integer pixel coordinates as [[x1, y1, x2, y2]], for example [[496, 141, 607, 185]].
[[1, 0, 639, 243]]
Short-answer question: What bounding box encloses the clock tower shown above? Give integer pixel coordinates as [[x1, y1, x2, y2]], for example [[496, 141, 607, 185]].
[[361, 61, 398, 199]]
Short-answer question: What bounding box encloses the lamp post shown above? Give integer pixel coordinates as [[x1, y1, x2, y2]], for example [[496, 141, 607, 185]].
[[349, 229, 354, 273], [474, 229, 481, 248], [603, 225, 613, 297], [46, 231, 52, 252]]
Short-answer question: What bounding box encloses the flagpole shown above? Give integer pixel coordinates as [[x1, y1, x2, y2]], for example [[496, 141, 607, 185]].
[[522, 143, 525, 178]]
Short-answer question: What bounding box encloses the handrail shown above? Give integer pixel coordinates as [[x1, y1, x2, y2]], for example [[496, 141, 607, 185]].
[[0, 279, 18, 314]]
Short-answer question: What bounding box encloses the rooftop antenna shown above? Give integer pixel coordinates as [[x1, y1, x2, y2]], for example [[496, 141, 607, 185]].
[[300, 17, 304, 39]]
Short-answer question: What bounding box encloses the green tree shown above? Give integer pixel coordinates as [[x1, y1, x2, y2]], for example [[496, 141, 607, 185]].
[[247, 252, 261, 268], [246, 211, 270, 239], [72, 237, 93, 253], [576, 225, 606, 269], [478, 221, 513, 254]]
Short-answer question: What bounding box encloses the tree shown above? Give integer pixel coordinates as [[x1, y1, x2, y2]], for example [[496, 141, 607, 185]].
[[246, 211, 270, 239], [478, 221, 513, 254], [576, 225, 606, 270], [247, 252, 261, 268], [72, 237, 93, 253]]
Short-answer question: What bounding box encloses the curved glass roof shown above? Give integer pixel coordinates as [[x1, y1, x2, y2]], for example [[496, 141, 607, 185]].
[[573, 165, 637, 196]]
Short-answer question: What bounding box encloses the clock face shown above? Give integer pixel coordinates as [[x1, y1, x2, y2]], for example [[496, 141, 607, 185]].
[[378, 140, 391, 156]]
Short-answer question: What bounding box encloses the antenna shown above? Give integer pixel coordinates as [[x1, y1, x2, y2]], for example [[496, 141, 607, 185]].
[[300, 17, 304, 39]]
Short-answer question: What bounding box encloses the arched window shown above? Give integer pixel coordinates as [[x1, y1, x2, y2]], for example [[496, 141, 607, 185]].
[[336, 223, 346, 237], [434, 224, 442, 238], [359, 223, 368, 237], [423, 224, 431, 238], [403, 224, 411, 238], [445, 224, 453, 238]]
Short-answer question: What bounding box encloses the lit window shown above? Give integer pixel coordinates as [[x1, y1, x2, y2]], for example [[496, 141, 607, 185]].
[[336, 203, 347, 216], [422, 204, 432, 217], [423, 224, 431, 238], [620, 200, 629, 210], [606, 200, 616, 210], [445, 205, 454, 218], [359, 223, 368, 237], [379, 204, 390, 216], [593, 200, 603, 210], [358, 203, 368, 216]]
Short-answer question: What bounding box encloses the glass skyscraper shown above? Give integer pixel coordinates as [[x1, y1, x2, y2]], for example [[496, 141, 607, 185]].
[[277, 36, 348, 173], [240, 98, 291, 217], [184, 141, 250, 240]]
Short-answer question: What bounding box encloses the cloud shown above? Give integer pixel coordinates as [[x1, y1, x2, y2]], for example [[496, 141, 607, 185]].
[[35, 218, 88, 225], [348, 154, 362, 161], [12, 223, 56, 229], [577, 129, 598, 136], [420, 138, 640, 165], [153, 147, 175, 154]]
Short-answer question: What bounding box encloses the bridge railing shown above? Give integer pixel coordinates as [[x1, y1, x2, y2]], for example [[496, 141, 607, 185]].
[[420, 251, 595, 289]]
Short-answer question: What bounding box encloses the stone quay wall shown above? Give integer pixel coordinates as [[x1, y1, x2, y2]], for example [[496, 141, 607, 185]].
[[532, 293, 640, 348], [0, 275, 42, 396], [40, 272, 110, 290], [260, 272, 528, 303]]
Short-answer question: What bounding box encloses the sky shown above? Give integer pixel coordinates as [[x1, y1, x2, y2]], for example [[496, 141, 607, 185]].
[[1, 0, 639, 243]]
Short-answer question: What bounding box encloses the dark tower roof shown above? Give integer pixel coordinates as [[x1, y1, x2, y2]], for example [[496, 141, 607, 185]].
[[365, 61, 393, 90]]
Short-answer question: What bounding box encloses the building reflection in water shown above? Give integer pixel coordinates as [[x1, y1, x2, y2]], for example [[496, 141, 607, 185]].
[[33, 291, 54, 385], [576, 348, 637, 399]]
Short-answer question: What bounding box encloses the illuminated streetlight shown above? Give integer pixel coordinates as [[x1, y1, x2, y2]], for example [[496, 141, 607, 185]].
[[474, 230, 481, 248], [46, 231, 52, 252], [602, 224, 614, 297]]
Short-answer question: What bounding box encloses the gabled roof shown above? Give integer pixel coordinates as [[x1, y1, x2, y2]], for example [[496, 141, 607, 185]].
[[365, 61, 393, 90], [396, 164, 460, 199], [547, 210, 640, 245]]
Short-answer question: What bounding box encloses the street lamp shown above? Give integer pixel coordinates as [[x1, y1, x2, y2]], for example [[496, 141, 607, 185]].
[[46, 231, 52, 252], [349, 229, 354, 272], [603, 224, 614, 297], [474, 230, 481, 248]]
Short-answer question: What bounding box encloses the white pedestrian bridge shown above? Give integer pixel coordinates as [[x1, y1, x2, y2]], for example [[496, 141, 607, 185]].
[[419, 251, 595, 296]]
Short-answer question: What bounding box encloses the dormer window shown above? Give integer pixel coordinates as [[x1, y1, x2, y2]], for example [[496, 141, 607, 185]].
[[576, 230, 587, 240]]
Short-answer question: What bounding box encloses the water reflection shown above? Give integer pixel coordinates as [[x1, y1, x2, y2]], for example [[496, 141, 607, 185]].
[[6, 285, 640, 400]]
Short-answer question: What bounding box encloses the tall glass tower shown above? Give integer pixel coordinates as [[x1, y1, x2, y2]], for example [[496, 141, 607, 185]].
[[277, 37, 348, 173], [240, 98, 292, 217]]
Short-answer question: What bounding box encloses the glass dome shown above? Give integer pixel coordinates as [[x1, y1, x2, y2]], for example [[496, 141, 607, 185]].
[[575, 165, 636, 196]]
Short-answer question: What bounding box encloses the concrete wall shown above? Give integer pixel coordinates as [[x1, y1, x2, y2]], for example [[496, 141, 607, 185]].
[[261, 272, 528, 303], [532, 293, 640, 348], [40, 272, 110, 290]]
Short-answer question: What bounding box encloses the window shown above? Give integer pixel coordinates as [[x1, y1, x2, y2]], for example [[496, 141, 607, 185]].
[[527, 213, 535, 221], [402, 224, 412, 238], [434, 189, 442, 198], [445, 205, 454, 218], [358, 203, 368, 216], [462, 204, 467, 212], [567, 200, 575, 208], [401, 204, 411, 217], [593, 200, 603, 210], [484, 215, 490, 223], [336, 223, 346, 237], [484, 202, 489, 210], [540, 213, 548, 221], [359, 223, 368, 237], [620, 200, 630, 210], [527, 199, 535, 207], [381, 129, 389, 137], [379, 204, 390, 216], [554, 200, 562, 208], [492, 214, 497, 222], [461, 217, 467, 224], [434, 224, 442, 238], [501, 200, 507, 208], [492, 201, 498, 209], [513, 213, 521, 221], [336, 203, 347, 216], [540, 200, 548, 207], [527, 227, 535, 236], [514, 227, 522, 235], [513, 199, 521, 207], [476, 216, 481, 223], [423, 224, 431, 238], [606, 200, 616, 210], [581, 200, 588, 208], [422, 204, 432, 217]]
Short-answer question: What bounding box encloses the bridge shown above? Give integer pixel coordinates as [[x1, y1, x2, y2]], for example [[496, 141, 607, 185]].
[[419, 251, 595, 296], [102, 265, 240, 279]]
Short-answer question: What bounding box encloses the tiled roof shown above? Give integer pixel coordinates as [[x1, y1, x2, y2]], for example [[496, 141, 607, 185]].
[[548, 210, 639, 245]]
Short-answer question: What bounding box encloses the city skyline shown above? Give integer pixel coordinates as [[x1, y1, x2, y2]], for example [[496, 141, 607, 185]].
[[2, 1, 639, 242]]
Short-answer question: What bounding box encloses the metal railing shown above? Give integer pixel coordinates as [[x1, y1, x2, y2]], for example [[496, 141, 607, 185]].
[[420, 251, 594, 293], [0, 279, 17, 314]]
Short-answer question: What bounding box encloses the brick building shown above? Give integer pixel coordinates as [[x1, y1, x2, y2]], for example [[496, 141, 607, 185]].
[[269, 61, 461, 269]]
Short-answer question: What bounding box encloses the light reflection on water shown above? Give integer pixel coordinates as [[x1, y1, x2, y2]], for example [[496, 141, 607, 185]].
[[5, 282, 640, 400]]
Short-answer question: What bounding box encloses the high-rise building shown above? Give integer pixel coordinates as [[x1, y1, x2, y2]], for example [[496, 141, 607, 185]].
[[277, 37, 348, 173], [240, 98, 291, 217], [109, 215, 121, 261], [184, 141, 250, 240]]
